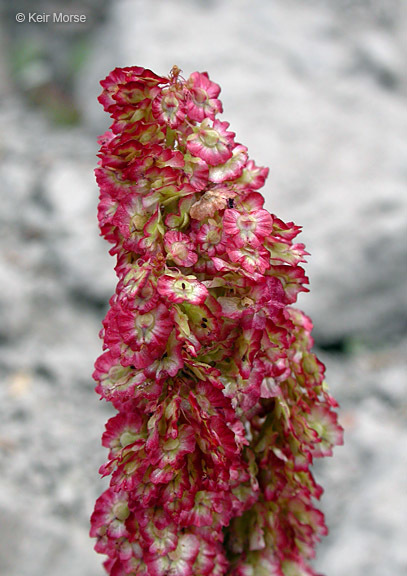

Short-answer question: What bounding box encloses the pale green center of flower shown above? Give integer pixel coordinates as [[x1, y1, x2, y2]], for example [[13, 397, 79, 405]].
[[139, 283, 154, 300], [162, 95, 178, 114], [237, 214, 256, 232], [194, 88, 208, 105], [130, 214, 147, 231], [135, 312, 154, 329], [207, 229, 221, 244], [173, 279, 195, 297], [120, 430, 139, 448], [109, 365, 131, 380], [199, 128, 219, 148], [112, 501, 130, 522], [135, 312, 155, 340], [164, 437, 180, 451], [171, 242, 189, 261], [152, 175, 165, 188], [239, 248, 258, 266]]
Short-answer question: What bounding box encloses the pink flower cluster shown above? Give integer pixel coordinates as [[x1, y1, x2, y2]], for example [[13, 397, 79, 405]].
[[91, 65, 343, 576]]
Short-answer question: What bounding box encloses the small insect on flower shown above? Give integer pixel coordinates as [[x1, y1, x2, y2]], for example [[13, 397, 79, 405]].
[[227, 198, 235, 209]]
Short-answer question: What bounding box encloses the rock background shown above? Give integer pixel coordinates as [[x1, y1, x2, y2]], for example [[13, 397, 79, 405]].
[[0, 1, 406, 575]]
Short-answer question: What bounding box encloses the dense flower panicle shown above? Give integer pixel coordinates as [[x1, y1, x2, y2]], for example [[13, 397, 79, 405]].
[[92, 64, 343, 576]]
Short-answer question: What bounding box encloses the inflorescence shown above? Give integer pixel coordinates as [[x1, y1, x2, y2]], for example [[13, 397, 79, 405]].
[[90, 65, 343, 576]]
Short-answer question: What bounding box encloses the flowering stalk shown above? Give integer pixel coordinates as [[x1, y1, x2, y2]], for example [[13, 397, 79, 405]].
[[90, 65, 343, 576]]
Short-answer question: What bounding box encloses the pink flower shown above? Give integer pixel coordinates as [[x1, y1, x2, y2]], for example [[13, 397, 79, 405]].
[[187, 119, 235, 166], [96, 166, 140, 200], [113, 193, 152, 248], [144, 331, 184, 380], [307, 405, 344, 458], [227, 244, 271, 274], [157, 272, 208, 305], [118, 303, 173, 351], [102, 412, 145, 458], [195, 219, 225, 257], [137, 208, 165, 255], [223, 208, 273, 247], [112, 82, 154, 108], [147, 533, 200, 576], [208, 144, 248, 184], [98, 66, 167, 112], [239, 191, 266, 211], [154, 424, 196, 471], [186, 71, 222, 122], [182, 490, 229, 528], [269, 265, 310, 304], [152, 88, 186, 128], [164, 230, 198, 266], [183, 154, 209, 191], [90, 488, 130, 541], [235, 159, 270, 190]]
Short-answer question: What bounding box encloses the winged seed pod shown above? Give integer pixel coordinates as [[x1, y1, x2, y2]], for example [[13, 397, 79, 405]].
[[90, 65, 343, 576]]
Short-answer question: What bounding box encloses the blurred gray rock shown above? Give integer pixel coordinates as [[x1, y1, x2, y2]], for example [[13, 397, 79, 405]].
[[313, 343, 407, 575]]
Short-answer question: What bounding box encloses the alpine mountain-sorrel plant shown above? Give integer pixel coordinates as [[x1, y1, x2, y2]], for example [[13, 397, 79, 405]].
[[91, 65, 343, 576]]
